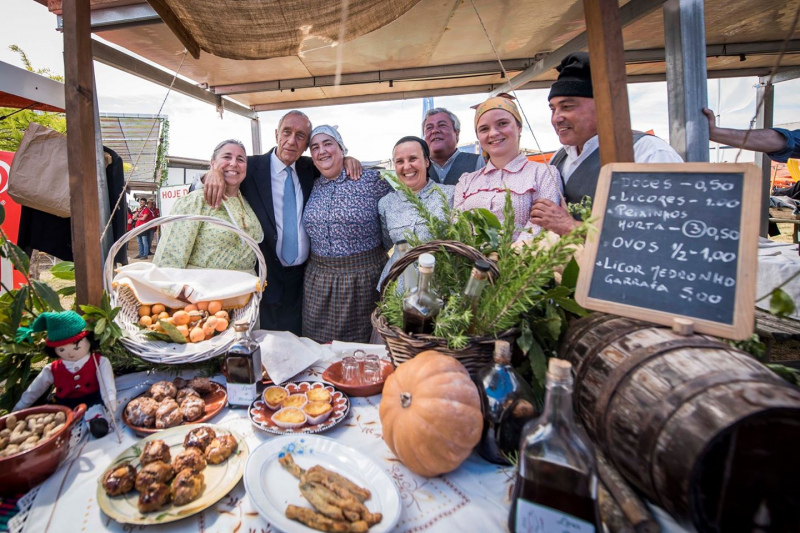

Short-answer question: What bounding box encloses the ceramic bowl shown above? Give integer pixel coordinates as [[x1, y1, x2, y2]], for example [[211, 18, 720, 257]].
[[0, 403, 86, 496]]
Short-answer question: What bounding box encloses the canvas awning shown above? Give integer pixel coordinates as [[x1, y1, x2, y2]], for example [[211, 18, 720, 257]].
[[38, 0, 800, 112]]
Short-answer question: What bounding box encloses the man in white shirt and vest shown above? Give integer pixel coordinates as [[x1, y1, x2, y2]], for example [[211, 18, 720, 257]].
[[423, 107, 485, 185], [530, 52, 683, 235]]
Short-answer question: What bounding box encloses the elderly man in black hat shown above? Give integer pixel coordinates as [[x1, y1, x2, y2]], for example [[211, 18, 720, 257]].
[[530, 52, 683, 235]]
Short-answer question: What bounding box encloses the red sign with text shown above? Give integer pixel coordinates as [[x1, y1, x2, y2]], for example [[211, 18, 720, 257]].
[[0, 151, 26, 291]]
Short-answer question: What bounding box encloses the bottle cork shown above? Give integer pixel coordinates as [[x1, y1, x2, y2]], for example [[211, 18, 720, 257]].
[[493, 340, 511, 364], [233, 320, 249, 332], [547, 358, 572, 380]]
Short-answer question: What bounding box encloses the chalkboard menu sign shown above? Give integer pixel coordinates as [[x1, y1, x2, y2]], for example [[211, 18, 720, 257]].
[[576, 163, 761, 340]]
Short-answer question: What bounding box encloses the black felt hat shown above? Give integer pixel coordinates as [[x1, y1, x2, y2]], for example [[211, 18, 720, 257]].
[[548, 52, 593, 100]]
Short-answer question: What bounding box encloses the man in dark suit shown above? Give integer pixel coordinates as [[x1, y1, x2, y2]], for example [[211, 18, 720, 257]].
[[423, 107, 484, 185], [204, 111, 360, 334]]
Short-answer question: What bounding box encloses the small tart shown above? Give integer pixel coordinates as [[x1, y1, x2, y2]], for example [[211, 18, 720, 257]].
[[306, 387, 331, 404], [271, 407, 307, 429], [263, 386, 289, 410], [303, 401, 333, 425], [282, 394, 308, 409]]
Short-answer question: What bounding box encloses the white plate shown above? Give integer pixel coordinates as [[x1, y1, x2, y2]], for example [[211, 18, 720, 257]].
[[244, 435, 401, 533]]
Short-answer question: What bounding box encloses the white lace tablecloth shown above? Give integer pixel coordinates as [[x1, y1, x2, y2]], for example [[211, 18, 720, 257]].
[[12, 356, 511, 532], [757, 239, 800, 320]]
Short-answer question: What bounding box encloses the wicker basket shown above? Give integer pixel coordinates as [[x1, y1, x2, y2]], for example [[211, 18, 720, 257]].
[[103, 214, 266, 364], [372, 240, 516, 377]]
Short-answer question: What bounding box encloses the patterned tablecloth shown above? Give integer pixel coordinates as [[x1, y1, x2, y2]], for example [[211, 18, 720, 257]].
[[12, 349, 512, 533]]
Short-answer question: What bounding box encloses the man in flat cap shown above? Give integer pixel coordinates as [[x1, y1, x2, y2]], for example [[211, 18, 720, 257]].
[[530, 52, 683, 235]]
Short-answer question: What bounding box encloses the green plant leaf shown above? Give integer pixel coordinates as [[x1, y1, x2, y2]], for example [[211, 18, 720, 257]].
[[561, 257, 580, 290], [31, 280, 63, 312], [3, 241, 30, 276], [50, 261, 75, 280], [528, 340, 548, 387], [159, 320, 187, 344], [143, 331, 173, 342], [553, 297, 588, 316], [10, 286, 29, 331], [770, 288, 795, 317], [57, 286, 76, 297], [79, 304, 104, 316], [517, 320, 533, 355], [95, 317, 107, 334]]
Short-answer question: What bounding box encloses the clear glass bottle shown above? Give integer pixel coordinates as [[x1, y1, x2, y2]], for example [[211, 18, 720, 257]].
[[474, 340, 538, 465], [509, 358, 601, 533], [395, 240, 418, 294], [461, 259, 490, 333], [402, 253, 443, 335], [225, 320, 262, 408]]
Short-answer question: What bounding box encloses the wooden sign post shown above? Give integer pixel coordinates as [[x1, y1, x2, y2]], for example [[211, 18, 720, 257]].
[[576, 163, 761, 340]]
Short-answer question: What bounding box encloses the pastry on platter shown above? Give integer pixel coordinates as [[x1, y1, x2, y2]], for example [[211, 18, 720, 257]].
[[155, 398, 182, 429], [176, 387, 200, 404], [102, 462, 136, 496], [304, 401, 333, 425], [171, 468, 205, 506], [125, 396, 159, 428], [282, 394, 308, 409], [172, 446, 207, 473], [173, 377, 189, 389], [263, 386, 288, 410], [180, 395, 206, 422], [306, 387, 332, 404], [187, 377, 214, 395], [134, 460, 174, 492], [149, 380, 177, 402], [140, 439, 171, 466], [138, 481, 171, 513], [183, 426, 216, 452], [271, 407, 307, 429], [205, 434, 237, 465]]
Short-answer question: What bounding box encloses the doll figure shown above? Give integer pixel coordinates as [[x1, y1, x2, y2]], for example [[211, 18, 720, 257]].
[[14, 311, 117, 438]]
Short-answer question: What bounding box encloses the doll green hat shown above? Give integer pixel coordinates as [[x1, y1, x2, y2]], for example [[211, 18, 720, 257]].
[[31, 311, 89, 347]]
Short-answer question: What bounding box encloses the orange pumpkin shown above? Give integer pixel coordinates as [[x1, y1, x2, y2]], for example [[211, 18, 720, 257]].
[[379, 350, 483, 477]]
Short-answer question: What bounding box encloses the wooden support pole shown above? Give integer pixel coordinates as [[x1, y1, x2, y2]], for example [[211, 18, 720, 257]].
[[63, 0, 103, 307], [583, 0, 635, 165]]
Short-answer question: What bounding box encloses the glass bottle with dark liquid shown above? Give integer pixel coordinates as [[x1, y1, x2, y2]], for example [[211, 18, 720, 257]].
[[225, 320, 262, 408], [509, 358, 601, 532], [461, 259, 490, 334], [402, 253, 442, 334]]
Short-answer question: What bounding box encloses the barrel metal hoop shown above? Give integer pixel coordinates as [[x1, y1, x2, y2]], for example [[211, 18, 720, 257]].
[[637, 370, 780, 497], [594, 338, 724, 445], [572, 321, 659, 411]]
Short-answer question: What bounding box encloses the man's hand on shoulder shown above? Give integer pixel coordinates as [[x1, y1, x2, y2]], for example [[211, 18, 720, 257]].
[[203, 162, 228, 209], [343, 157, 362, 180], [530, 197, 580, 236]]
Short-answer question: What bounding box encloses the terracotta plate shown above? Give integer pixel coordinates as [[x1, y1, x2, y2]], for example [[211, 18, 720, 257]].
[[321, 359, 395, 397], [122, 382, 227, 437], [248, 382, 349, 435], [97, 424, 248, 525]]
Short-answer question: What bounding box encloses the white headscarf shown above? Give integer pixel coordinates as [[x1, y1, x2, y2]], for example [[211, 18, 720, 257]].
[[310, 125, 348, 156]]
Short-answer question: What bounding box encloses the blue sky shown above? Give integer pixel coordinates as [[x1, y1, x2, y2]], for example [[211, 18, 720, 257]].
[[3, 0, 799, 163]]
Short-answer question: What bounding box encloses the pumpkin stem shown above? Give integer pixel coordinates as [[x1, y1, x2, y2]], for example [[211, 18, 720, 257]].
[[400, 392, 412, 408]]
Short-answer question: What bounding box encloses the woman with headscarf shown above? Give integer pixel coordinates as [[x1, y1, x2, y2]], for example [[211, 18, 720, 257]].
[[454, 94, 563, 241], [378, 136, 455, 291], [154, 139, 263, 272], [302, 125, 394, 343]]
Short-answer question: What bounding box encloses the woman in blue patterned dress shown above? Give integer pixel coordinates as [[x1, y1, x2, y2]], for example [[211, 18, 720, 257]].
[[302, 126, 393, 343], [378, 136, 455, 291]]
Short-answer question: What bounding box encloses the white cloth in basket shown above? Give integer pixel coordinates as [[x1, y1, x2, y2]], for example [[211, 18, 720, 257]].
[[112, 262, 260, 308]]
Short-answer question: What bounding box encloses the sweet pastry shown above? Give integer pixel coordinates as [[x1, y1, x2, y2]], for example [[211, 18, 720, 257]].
[[271, 407, 307, 429], [180, 395, 206, 422], [134, 461, 174, 492], [187, 377, 214, 394], [184, 426, 216, 452], [140, 439, 171, 466], [155, 398, 182, 429], [306, 387, 332, 404], [171, 468, 205, 506], [303, 401, 333, 425], [176, 387, 200, 404], [263, 386, 288, 410], [282, 394, 308, 409], [172, 446, 207, 473], [125, 396, 159, 428], [102, 462, 136, 496], [173, 377, 189, 390], [205, 434, 237, 464], [138, 482, 171, 513], [149, 380, 177, 402]]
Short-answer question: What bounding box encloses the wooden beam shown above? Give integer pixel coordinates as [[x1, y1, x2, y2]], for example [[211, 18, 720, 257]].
[[146, 0, 201, 59], [583, 0, 634, 164], [63, 0, 104, 307]]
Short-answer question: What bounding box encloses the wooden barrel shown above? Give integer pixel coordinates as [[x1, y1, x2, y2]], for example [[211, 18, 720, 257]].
[[560, 313, 800, 532]]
